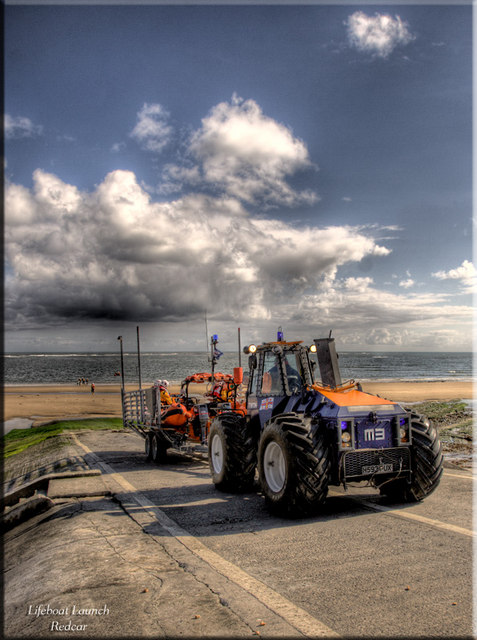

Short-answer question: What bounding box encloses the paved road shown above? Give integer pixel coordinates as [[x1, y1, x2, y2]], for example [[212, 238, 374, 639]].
[[77, 429, 473, 638]]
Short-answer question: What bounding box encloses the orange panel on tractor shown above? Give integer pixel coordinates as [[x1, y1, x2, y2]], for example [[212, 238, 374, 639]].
[[315, 388, 395, 407]]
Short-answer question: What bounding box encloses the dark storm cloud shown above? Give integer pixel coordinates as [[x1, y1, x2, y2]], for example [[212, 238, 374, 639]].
[[5, 168, 393, 330]]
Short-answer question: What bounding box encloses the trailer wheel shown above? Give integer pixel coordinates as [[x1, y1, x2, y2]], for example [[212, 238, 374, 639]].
[[258, 413, 331, 517], [208, 413, 256, 492], [379, 413, 443, 502], [151, 432, 168, 464], [145, 433, 153, 460]]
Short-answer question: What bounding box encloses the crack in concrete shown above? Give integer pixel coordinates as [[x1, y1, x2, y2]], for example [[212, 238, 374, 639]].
[[152, 528, 259, 636], [111, 493, 258, 636], [83, 507, 166, 591]]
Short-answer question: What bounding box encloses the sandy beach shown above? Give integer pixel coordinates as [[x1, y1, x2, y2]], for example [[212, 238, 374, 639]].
[[3, 381, 473, 426]]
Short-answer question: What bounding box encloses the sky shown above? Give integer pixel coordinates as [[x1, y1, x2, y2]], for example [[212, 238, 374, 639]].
[[4, 1, 474, 353]]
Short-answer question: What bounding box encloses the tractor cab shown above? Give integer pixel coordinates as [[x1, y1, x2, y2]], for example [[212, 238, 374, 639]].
[[243, 334, 317, 428]]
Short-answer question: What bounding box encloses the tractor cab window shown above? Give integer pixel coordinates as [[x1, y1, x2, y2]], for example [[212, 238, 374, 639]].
[[261, 352, 283, 394], [283, 352, 304, 393]]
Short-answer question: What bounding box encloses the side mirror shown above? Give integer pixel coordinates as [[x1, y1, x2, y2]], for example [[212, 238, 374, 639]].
[[233, 367, 243, 385]]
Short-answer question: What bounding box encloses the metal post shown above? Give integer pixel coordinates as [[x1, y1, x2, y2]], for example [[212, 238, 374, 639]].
[[118, 336, 125, 393], [136, 325, 142, 390], [205, 310, 209, 361], [238, 327, 241, 368], [136, 326, 146, 424]]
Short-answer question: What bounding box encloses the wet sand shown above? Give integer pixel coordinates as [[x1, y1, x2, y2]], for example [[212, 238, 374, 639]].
[[3, 381, 473, 426]]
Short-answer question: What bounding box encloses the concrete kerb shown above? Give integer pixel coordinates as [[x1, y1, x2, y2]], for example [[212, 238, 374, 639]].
[[1, 470, 103, 532], [1, 469, 101, 511], [1, 494, 56, 533]]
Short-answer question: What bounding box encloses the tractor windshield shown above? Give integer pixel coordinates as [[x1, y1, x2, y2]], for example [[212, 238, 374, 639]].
[[257, 347, 311, 396], [261, 352, 283, 394], [283, 352, 304, 393]]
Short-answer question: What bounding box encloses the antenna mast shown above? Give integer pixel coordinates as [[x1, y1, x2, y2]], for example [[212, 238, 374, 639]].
[[136, 325, 142, 390], [205, 310, 210, 361]]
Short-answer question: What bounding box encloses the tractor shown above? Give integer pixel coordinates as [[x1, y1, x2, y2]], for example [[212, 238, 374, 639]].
[[208, 332, 443, 516]]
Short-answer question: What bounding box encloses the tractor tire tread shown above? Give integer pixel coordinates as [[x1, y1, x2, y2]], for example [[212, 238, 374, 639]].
[[379, 416, 443, 501], [259, 412, 331, 517], [209, 412, 257, 492]]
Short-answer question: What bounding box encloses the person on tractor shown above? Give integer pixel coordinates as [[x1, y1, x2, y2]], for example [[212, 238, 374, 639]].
[[157, 379, 173, 405], [283, 353, 305, 392], [211, 381, 226, 401], [212, 380, 238, 402], [262, 354, 302, 393]]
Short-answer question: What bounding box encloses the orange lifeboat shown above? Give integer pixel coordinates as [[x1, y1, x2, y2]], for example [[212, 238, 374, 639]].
[[161, 402, 192, 429]]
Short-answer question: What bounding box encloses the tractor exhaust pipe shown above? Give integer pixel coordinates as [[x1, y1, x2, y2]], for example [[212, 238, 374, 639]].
[[313, 337, 342, 388]]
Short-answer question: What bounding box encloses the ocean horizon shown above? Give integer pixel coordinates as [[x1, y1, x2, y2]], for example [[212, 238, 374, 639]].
[[4, 351, 474, 385]]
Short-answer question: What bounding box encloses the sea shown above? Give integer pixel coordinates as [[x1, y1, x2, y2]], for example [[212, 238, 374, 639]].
[[4, 351, 474, 386]]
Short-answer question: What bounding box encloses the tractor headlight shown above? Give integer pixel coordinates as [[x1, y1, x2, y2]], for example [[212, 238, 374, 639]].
[[399, 417, 410, 443], [243, 344, 257, 354], [309, 344, 317, 353], [340, 420, 353, 448]]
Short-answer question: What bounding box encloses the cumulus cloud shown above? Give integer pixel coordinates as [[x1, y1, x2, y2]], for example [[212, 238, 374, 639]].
[[5, 94, 470, 351], [165, 95, 318, 207], [130, 103, 172, 152], [5, 114, 43, 139], [346, 11, 414, 58], [5, 169, 392, 330], [292, 275, 472, 349], [432, 260, 476, 293], [399, 278, 414, 289]]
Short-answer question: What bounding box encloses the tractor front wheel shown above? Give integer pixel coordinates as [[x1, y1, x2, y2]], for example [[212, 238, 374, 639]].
[[379, 414, 443, 501], [258, 413, 331, 517], [208, 413, 256, 492]]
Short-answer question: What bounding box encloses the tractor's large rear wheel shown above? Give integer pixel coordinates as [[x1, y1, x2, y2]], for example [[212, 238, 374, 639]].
[[258, 413, 331, 517], [208, 413, 256, 492], [379, 414, 443, 501]]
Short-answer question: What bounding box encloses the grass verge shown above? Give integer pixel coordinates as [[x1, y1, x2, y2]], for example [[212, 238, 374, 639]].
[[407, 400, 473, 442], [407, 400, 470, 422], [2, 418, 124, 458]]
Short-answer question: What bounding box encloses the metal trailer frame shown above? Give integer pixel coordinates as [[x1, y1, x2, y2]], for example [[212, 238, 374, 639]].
[[121, 388, 151, 439], [121, 385, 212, 457]]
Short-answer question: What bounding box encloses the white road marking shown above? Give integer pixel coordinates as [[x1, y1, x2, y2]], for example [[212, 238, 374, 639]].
[[72, 434, 339, 638], [361, 500, 474, 537], [443, 472, 475, 480], [329, 489, 474, 538]]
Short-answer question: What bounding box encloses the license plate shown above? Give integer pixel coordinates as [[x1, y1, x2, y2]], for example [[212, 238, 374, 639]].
[[362, 463, 393, 474]]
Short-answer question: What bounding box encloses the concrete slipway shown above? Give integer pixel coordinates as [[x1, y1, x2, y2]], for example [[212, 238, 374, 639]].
[[3, 434, 331, 638]]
